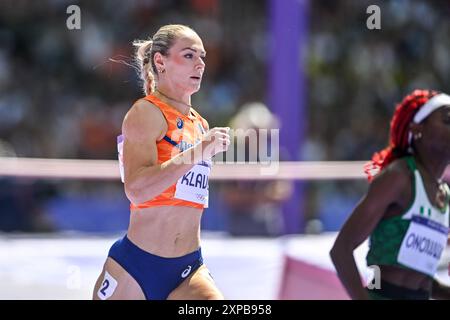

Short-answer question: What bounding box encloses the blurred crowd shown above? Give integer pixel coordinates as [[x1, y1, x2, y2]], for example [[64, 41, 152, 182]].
[[304, 0, 450, 162], [0, 0, 448, 234], [0, 0, 266, 159]]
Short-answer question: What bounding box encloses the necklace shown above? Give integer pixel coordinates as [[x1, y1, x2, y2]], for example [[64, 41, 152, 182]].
[[155, 89, 192, 110], [419, 161, 449, 210]]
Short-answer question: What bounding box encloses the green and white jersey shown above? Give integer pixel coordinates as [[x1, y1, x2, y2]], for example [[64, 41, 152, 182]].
[[366, 156, 449, 277]]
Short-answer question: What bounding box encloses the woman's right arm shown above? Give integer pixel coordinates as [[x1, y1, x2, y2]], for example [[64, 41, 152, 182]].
[[122, 100, 229, 205], [329, 161, 410, 299]]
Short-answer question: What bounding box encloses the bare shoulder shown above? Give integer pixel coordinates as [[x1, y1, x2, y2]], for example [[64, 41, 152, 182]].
[[332, 158, 414, 249], [122, 99, 167, 141], [371, 158, 411, 190], [367, 157, 413, 204]]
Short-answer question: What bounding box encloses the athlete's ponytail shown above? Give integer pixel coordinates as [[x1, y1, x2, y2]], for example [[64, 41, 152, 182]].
[[133, 39, 154, 95]]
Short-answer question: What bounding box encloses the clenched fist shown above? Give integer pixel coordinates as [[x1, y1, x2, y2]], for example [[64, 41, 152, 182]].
[[201, 127, 231, 159]]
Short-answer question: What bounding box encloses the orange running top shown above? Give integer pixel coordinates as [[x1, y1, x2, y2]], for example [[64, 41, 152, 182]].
[[117, 94, 211, 210]]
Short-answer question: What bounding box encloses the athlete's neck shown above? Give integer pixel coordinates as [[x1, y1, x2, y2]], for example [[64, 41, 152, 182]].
[[154, 87, 191, 116], [414, 153, 446, 186], [414, 153, 449, 210]]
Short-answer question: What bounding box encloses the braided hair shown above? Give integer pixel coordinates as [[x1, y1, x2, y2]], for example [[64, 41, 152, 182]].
[[364, 89, 440, 181]]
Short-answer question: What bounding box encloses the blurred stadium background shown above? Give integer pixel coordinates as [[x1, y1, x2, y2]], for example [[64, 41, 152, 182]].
[[0, 0, 449, 299]]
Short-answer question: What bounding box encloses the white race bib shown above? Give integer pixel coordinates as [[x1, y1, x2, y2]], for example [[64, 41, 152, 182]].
[[174, 160, 211, 208], [97, 271, 118, 300], [397, 215, 448, 276]]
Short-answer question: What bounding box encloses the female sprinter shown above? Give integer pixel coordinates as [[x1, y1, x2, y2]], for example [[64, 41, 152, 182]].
[[93, 24, 230, 300], [331, 89, 450, 299]]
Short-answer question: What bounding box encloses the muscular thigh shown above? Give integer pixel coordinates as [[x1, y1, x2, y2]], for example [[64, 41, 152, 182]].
[[167, 265, 224, 300], [93, 257, 145, 300]]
